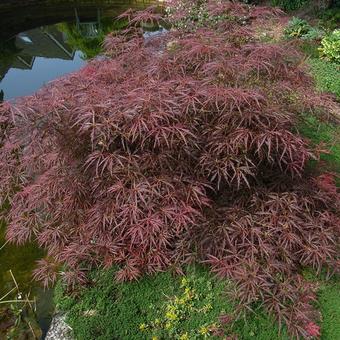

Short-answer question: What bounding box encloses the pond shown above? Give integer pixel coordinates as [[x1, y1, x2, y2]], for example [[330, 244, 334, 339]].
[[0, 0, 155, 338], [0, 0, 155, 101]]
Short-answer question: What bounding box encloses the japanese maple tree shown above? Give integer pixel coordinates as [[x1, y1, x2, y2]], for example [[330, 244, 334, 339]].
[[0, 1, 339, 338]]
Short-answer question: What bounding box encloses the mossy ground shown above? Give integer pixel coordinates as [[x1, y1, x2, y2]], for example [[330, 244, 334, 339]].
[[55, 265, 340, 340], [308, 58, 340, 100], [318, 282, 340, 339], [54, 265, 232, 340], [297, 32, 340, 178], [55, 265, 290, 340]]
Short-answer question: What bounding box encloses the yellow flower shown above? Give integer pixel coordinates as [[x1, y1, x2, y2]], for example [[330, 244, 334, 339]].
[[181, 277, 188, 287], [180, 332, 189, 340], [152, 336, 159, 340], [165, 311, 178, 320], [165, 322, 172, 329], [178, 298, 185, 305], [203, 303, 213, 312], [139, 323, 147, 331], [199, 326, 209, 335]]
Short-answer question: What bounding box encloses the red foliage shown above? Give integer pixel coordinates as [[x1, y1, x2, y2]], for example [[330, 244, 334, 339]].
[[0, 1, 339, 338], [305, 322, 321, 338]]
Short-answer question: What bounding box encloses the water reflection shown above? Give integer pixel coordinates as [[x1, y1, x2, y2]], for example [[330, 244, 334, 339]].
[[0, 0, 155, 100], [0, 26, 86, 100]]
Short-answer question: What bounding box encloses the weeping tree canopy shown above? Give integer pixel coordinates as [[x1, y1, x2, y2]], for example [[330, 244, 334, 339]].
[[0, 1, 339, 338]]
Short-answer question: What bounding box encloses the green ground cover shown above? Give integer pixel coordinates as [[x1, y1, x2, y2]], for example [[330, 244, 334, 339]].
[[55, 265, 340, 339], [55, 265, 290, 340]]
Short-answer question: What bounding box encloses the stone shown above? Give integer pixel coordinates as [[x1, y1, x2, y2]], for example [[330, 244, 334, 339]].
[[45, 314, 73, 340]]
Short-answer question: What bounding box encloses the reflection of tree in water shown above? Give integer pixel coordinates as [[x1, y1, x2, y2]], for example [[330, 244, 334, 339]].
[[0, 39, 21, 98], [0, 42, 17, 79], [57, 16, 127, 59]]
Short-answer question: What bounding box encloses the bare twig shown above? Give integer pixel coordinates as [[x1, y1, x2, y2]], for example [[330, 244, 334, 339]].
[[0, 239, 9, 251], [27, 320, 38, 339], [0, 287, 16, 302], [9, 269, 19, 291], [0, 300, 35, 304], [25, 292, 33, 310]]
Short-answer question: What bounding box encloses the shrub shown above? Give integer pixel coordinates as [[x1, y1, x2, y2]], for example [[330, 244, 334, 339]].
[[271, 0, 309, 11], [0, 1, 339, 338], [319, 29, 340, 63], [302, 27, 325, 41], [284, 17, 311, 38], [318, 7, 340, 31]]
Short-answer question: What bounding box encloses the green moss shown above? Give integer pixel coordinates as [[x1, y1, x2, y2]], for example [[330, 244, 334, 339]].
[[303, 270, 340, 340], [308, 58, 340, 99], [318, 282, 340, 340], [232, 308, 289, 340], [55, 266, 340, 340], [296, 58, 340, 178], [298, 114, 340, 174], [55, 265, 294, 339], [55, 265, 237, 340]]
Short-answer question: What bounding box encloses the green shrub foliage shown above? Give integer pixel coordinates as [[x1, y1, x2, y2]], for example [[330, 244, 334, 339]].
[[284, 17, 324, 40], [319, 29, 340, 63], [0, 1, 339, 338], [271, 0, 309, 11]]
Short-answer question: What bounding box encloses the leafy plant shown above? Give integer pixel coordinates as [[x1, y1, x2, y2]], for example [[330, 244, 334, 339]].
[[319, 29, 340, 63], [302, 27, 325, 41], [0, 1, 339, 338], [284, 17, 311, 38], [284, 17, 324, 40]]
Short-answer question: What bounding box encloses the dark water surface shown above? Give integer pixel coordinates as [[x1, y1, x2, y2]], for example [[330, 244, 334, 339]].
[[0, 0, 154, 101], [0, 1, 155, 338]]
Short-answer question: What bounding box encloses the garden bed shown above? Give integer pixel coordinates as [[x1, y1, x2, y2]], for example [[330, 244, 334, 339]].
[[1, 0, 339, 338]]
